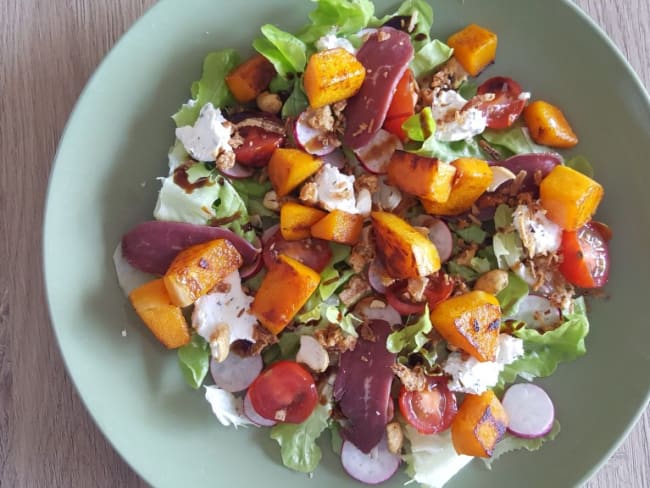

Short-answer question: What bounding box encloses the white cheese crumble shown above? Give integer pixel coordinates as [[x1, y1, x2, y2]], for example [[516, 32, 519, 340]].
[[431, 90, 487, 142], [175, 102, 232, 162], [192, 270, 257, 358], [512, 204, 562, 258], [316, 30, 356, 54], [313, 164, 360, 214], [204, 385, 251, 428], [443, 334, 524, 395]]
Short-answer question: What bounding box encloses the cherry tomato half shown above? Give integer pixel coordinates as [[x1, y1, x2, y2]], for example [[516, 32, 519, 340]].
[[466, 76, 527, 129], [384, 272, 454, 316], [383, 69, 417, 141], [398, 376, 458, 434], [262, 228, 332, 272], [234, 125, 285, 167], [559, 222, 611, 288], [248, 360, 318, 424]]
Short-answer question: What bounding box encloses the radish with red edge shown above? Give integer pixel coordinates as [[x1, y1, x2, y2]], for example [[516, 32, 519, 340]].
[[293, 110, 339, 156], [506, 295, 561, 329], [367, 259, 394, 294], [354, 298, 402, 326], [341, 436, 400, 485], [502, 383, 555, 438], [243, 390, 276, 427], [220, 162, 254, 179], [354, 129, 402, 175], [210, 353, 263, 393], [240, 237, 263, 279], [321, 148, 346, 168]]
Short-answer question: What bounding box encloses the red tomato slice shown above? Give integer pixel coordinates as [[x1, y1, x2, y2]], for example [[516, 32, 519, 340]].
[[234, 125, 285, 167], [385, 273, 454, 316], [398, 376, 458, 435], [559, 222, 611, 288], [466, 76, 527, 129], [262, 228, 332, 272], [383, 69, 417, 141], [248, 360, 318, 424]]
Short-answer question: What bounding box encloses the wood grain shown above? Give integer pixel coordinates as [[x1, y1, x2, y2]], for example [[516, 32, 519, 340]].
[[0, 1, 647, 487]]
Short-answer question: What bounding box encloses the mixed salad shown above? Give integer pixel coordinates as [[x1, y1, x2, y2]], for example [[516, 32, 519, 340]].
[[114, 0, 611, 486]]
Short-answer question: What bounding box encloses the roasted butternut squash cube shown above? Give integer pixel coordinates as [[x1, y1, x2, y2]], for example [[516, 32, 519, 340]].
[[371, 211, 440, 279], [430, 291, 501, 362], [310, 210, 364, 245], [225, 54, 276, 103], [540, 165, 603, 230], [387, 150, 457, 202], [268, 148, 323, 197], [523, 100, 579, 148], [421, 158, 492, 216], [163, 239, 242, 308], [452, 390, 509, 457], [251, 254, 320, 334], [447, 24, 497, 77], [303, 48, 366, 109], [129, 279, 190, 349], [280, 202, 327, 241]]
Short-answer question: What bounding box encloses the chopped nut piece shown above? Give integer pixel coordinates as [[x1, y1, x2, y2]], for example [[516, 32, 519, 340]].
[[256, 91, 283, 114], [209, 324, 231, 363], [354, 174, 380, 193], [215, 150, 236, 171], [386, 422, 404, 454], [314, 323, 357, 353], [296, 335, 330, 372], [392, 363, 427, 392], [262, 190, 280, 212], [407, 276, 429, 302], [339, 275, 371, 308], [299, 181, 319, 206], [306, 105, 335, 131]]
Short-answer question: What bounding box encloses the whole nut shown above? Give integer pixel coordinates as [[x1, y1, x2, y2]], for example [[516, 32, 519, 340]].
[[474, 269, 509, 295]]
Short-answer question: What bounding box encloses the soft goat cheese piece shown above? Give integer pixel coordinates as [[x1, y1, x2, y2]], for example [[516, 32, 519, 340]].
[[443, 334, 524, 395], [431, 90, 487, 142], [313, 164, 360, 214], [175, 102, 232, 162], [512, 204, 562, 258], [316, 30, 356, 54], [204, 385, 251, 428], [192, 270, 257, 359]]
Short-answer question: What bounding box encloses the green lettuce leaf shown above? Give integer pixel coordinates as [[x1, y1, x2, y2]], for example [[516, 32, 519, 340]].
[[496, 272, 529, 315], [402, 107, 436, 142], [410, 135, 486, 162], [493, 231, 524, 269], [387, 306, 433, 362], [172, 50, 240, 127], [324, 305, 361, 336], [482, 123, 557, 157], [177, 334, 210, 389], [566, 155, 594, 178], [305, 0, 375, 38], [282, 80, 309, 118], [319, 243, 353, 300], [452, 223, 487, 244], [270, 400, 332, 473], [483, 420, 561, 469], [154, 163, 255, 241], [494, 203, 514, 230], [230, 178, 275, 218], [374, 0, 433, 51], [498, 298, 590, 388], [458, 80, 478, 100], [253, 25, 307, 78], [446, 261, 478, 282], [411, 39, 453, 78]]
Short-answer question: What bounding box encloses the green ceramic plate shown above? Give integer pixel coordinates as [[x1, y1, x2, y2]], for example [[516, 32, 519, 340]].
[[44, 0, 650, 486]]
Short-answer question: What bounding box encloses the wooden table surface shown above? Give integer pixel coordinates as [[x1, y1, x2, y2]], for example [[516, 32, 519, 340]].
[[1, 0, 648, 486]]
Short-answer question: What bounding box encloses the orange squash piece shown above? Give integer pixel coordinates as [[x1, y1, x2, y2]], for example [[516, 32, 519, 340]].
[[387, 150, 457, 202], [310, 210, 364, 245], [447, 24, 497, 77], [251, 254, 320, 334], [539, 165, 604, 230], [163, 239, 242, 308], [303, 48, 366, 108], [268, 148, 323, 197], [429, 291, 501, 362], [371, 211, 441, 279], [225, 54, 276, 103], [451, 390, 509, 457], [523, 100, 579, 148], [421, 158, 492, 216], [129, 279, 191, 349], [280, 202, 327, 241]]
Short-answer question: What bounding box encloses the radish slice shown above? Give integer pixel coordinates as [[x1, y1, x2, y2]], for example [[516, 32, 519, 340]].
[[240, 237, 263, 279], [220, 162, 254, 179], [261, 224, 280, 245], [293, 111, 339, 156], [321, 148, 347, 168], [354, 298, 402, 326], [506, 295, 561, 329], [210, 353, 263, 393], [243, 390, 276, 427], [367, 259, 395, 294], [502, 383, 555, 438], [341, 436, 401, 485], [411, 216, 453, 262], [354, 129, 402, 174]]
